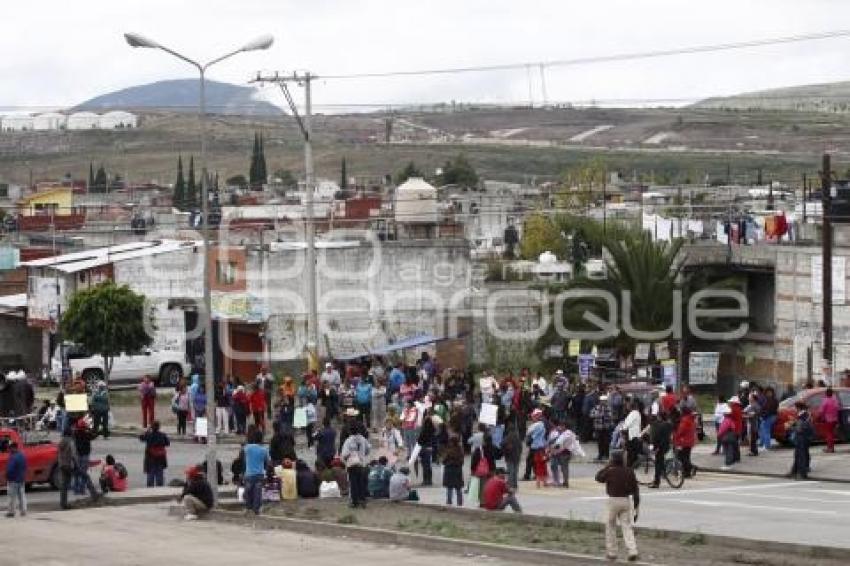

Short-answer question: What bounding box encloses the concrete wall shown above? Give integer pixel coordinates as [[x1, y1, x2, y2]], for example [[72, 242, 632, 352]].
[[0, 315, 44, 372]]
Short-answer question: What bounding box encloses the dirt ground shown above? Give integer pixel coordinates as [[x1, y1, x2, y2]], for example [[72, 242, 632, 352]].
[[246, 498, 842, 566]]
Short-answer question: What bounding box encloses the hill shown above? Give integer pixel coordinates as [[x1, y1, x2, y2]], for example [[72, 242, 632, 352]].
[[693, 81, 850, 113], [74, 79, 281, 115]]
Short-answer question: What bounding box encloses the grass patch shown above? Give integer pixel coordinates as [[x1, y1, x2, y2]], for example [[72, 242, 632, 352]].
[[681, 533, 707, 546], [337, 513, 358, 525]]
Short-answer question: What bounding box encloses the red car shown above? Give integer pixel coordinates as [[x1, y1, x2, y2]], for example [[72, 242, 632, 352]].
[[0, 428, 60, 489], [772, 387, 850, 444]]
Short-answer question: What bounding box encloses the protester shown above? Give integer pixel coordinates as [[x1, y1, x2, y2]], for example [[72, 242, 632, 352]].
[[501, 420, 522, 489], [249, 383, 267, 434], [314, 417, 337, 468], [548, 421, 584, 488], [788, 401, 814, 480], [232, 385, 249, 435], [718, 406, 737, 471], [355, 378, 373, 429], [58, 428, 99, 510], [525, 408, 548, 486], [5, 441, 27, 517], [590, 395, 613, 462], [743, 392, 761, 457], [711, 395, 726, 455], [215, 382, 231, 435], [139, 420, 170, 487], [257, 365, 274, 420], [139, 375, 157, 429], [759, 387, 779, 451], [72, 419, 98, 495], [647, 413, 673, 488], [99, 454, 128, 493], [296, 460, 320, 498], [673, 407, 697, 478], [379, 417, 403, 466], [481, 468, 522, 513], [389, 466, 418, 502], [728, 396, 743, 464], [622, 399, 643, 467], [820, 387, 840, 453], [172, 385, 190, 436], [181, 466, 214, 520], [244, 429, 270, 515], [596, 451, 640, 562], [401, 399, 420, 461], [417, 410, 436, 486], [442, 435, 465, 506], [367, 456, 392, 499], [89, 381, 110, 438], [340, 422, 370, 508]]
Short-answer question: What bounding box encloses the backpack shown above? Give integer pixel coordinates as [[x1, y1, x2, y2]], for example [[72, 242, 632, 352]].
[[114, 462, 128, 480]]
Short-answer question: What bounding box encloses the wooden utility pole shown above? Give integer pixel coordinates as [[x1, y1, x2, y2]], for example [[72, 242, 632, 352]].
[[821, 153, 833, 383]]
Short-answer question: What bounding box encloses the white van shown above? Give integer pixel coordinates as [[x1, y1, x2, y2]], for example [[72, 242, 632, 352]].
[[50, 343, 190, 388]]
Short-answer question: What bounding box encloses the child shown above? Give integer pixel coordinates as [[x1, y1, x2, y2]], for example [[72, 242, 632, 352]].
[[99, 454, 128, 493]]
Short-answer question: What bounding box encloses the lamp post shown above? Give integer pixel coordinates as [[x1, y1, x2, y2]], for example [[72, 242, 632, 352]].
[[125, 32, 273, 502]]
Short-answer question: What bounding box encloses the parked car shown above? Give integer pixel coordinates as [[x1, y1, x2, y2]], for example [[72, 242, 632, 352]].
[[0, 427, 59, 489], [50, 343, 190, 389], [772, 387, 850, 444]]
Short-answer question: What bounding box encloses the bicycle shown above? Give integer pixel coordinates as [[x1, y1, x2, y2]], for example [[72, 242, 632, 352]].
[[631, 443, 685, 489]]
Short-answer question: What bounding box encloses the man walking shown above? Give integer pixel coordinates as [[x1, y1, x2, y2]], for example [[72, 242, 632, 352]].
[[90, 381, 110, 439], [5, 442, 27, 517], [596, 451, 640, 562]]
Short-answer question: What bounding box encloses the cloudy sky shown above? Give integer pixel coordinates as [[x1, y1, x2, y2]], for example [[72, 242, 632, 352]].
[[3, 0, 850, 112]]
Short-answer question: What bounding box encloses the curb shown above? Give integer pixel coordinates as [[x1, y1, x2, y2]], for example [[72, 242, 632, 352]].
[[211, 507, 649, 565], [108, 429, 246, 445], [13, 488, 238, 514]]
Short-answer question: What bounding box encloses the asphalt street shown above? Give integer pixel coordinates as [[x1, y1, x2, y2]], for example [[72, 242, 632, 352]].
[[8, 433, 850, 551]]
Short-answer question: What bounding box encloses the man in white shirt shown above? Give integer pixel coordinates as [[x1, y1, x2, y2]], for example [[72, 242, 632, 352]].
[[533, 374, 549, 397], [320, 362, 341, 389], [479, 374, 497, 404], [622, 400, 643, 467]]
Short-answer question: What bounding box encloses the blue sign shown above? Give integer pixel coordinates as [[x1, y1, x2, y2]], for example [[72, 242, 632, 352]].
[[578, 354, 595, 381]]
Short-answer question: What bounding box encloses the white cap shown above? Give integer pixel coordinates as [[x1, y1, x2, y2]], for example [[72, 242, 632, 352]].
[[325, 362, 332, 368]]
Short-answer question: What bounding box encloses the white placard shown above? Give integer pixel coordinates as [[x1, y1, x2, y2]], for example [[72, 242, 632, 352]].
[[479, 403, 498, 426], [689, 352, 720, 386], [811, 256, 846, 304], [64, 394, 88, 412], [194, 417, 208, 437]]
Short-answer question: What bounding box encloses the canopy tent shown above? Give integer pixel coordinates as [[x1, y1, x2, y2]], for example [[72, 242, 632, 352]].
[[334, 332, 465, 362]]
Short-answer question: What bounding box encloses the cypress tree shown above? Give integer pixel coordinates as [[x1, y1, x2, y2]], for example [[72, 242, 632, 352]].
[[174, 155, 186, 210], [186, 155, 197, 209], [93, 166, 107, 193], [340, 157, 348, 191], [88, 162, 95, 192], [249, 132, 260, 186], [257, 133, 267, 185]]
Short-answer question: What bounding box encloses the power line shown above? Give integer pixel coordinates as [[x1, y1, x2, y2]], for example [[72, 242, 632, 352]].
[[317, 29, 850, 80]]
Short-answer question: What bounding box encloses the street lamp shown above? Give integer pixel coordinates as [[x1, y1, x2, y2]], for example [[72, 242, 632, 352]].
[[125, 32, 273, 503]]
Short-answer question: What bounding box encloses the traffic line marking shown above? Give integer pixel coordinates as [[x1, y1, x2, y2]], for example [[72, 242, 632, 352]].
[[668, 499, 840, 516]]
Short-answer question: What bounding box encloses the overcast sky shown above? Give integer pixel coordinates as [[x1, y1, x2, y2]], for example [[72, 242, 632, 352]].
[[3, 0, 850, 112]]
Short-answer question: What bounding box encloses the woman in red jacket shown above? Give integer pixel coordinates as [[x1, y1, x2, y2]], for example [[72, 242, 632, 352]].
[[728, 397, 743, 464], [249, 384, 267, 435], [673, 407, 697, 477]]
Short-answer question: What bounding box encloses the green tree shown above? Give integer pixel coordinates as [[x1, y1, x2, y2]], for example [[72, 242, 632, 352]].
[[519, 213, 566, 260], [91, 165, 108, 193], [61, 282, 154, 383], [88, 162, 95, 192], [186, 155, 198, 210], [257, 133, 267, 185], [174, 155, 186, 210], [439, 153, 478, 188], [395, 161, 423, 184]]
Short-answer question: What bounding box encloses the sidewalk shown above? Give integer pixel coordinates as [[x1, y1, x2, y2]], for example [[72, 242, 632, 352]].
[[689, 441, 850, 482]]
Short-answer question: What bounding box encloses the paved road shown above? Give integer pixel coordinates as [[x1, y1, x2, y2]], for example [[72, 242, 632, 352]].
[[3, 503, 522, 566], [416, 466, 850, 549]]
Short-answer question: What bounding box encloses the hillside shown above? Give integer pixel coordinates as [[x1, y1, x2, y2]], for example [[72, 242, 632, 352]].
[[693, 81, 850, 113], [74, 79, 281, 115]]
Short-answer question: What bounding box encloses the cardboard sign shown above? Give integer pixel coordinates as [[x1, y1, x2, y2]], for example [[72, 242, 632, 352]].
[[578, 354, 595, 380], [479, 403, 498, 426], [293, 407, 308, 428], [64, 394, 88, 413], [568, 340, 581, 357]]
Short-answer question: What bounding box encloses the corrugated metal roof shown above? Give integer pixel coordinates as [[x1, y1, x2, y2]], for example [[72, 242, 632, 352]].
[[20, 240, 200, 273]]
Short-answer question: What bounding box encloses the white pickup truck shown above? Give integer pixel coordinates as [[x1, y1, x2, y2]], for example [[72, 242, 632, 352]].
[[50, 344, 191, 388]]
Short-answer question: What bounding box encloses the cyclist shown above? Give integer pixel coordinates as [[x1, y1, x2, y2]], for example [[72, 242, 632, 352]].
[[646, 413, 673, 488]]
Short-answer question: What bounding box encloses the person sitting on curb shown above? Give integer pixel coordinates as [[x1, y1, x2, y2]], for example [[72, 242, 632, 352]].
[[99, 455, 128, 493], [595, 451, 640, 562], [389, 466, 419, 502], [480, 468, 522, 513], [180, 466, 214, 520]]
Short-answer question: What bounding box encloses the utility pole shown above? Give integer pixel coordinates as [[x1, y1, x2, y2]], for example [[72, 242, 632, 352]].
[[821, 153, 833, 384], [802, 173, 807, 223], [539, 64, 549, 107], [252, 71, 319, 367]]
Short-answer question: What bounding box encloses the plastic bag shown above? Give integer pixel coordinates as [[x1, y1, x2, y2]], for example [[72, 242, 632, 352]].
[[319, 481, 341, 499]]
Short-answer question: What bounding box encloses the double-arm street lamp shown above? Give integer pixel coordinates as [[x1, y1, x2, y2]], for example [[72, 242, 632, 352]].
[[125, 32, 273, 502]]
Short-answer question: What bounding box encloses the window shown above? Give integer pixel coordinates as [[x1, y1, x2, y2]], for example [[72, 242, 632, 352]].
[[216, 260, 237, 285]]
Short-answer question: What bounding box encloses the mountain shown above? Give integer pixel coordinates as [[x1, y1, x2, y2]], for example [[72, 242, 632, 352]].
[[74, 79, 281, 115], [693, 81, 850, 113]]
